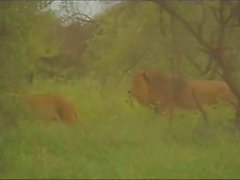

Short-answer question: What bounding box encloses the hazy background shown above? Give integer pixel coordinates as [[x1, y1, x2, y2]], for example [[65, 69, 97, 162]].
[[50, 1, 119, 17], [1, 1, 240, 179]]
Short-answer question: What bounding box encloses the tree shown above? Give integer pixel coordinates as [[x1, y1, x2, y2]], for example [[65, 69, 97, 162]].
[[0, 1, 59, 91], [0, 1, 60, 127], [152, 0, 240, 124]]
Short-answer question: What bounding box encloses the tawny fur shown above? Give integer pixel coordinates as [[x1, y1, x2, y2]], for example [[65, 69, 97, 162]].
[[129, 69, 238, 113], [12, 94, 78, 123]]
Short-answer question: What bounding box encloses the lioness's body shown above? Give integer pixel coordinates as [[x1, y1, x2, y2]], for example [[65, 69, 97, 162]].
[[18, 94, 78, 123]]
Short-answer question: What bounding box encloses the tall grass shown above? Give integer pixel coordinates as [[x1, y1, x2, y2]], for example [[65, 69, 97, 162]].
[[1, 77, 240, 179]]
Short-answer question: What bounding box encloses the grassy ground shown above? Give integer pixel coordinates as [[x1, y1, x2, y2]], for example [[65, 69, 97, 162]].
[[1, 78, 240, 179]]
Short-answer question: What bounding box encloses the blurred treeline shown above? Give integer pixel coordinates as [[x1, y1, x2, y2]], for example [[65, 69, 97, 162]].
[[1, 1, 240, 178], [1, 1, 240, 123]]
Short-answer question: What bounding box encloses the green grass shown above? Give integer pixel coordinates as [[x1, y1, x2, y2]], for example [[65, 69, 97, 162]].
[[1, 78, 240, 179]]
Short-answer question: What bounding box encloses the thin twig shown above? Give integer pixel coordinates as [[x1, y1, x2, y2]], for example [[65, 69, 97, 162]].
[[192, 88, 209, 126]]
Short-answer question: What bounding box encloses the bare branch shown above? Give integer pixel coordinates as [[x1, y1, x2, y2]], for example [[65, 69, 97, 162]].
[[153, 0, 240, 124], [58, 1, 95, 26], [153, 1, 212, 50], [224, 2, 240, 27], [186, 54, 204, 75], [192, 4, 207, 38], [192, 88, 209, 126]]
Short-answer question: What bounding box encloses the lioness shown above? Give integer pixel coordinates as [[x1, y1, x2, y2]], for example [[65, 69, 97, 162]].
[[11, 93, 78, 123]]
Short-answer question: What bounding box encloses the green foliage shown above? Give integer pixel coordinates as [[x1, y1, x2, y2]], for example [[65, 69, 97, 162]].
[[1, 1, 240, 179], [82, 1, 240, 85], [82, 2, 209, 85], [0, 79, 240, 179], [0, 1, 60, 130], [0, 1, 59, 92], [82, 2, 170, 85]]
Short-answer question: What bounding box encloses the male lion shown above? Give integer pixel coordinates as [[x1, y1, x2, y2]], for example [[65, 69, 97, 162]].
[[12, 93, 78, 123], [128, 69, 238, 113]]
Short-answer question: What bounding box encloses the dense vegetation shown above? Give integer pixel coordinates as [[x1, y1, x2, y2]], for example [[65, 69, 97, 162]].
[[0, 1, 240, 179]]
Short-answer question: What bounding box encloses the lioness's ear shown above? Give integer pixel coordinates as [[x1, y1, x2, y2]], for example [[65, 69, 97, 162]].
[[142, 71, 150, 83]]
